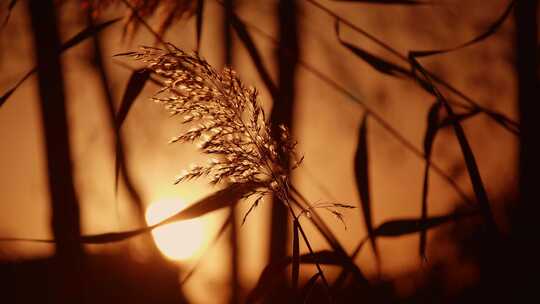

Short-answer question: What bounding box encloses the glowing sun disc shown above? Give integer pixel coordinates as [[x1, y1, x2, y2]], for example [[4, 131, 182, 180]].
[[145, 198, 206, 261]]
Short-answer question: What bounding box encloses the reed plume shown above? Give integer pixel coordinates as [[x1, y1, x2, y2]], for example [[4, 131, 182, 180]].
[[123, 44, 353, 223]]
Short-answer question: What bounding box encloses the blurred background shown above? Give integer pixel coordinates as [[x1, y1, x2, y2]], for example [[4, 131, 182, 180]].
[[0, 0, 537, 303]]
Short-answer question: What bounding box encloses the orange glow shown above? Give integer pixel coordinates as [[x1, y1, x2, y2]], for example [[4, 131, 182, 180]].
[[145, 198, 206, 261]]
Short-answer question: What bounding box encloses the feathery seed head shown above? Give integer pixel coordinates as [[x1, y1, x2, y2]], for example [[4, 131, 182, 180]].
[[125, 45, 301, 199]]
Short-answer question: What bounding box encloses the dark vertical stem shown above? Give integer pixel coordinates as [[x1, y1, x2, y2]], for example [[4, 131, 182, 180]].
[[223, 0, 240, 302], [27, 1, 84, 303], [515, 0, 538, 295], [516, 0, 539, 216], [268, 0, 299, 299]]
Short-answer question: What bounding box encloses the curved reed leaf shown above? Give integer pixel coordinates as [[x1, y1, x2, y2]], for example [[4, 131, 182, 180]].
[[114, 68, 150, 193], [439, 108, 481, 128], [0, 17, 121, 108], [180, 214, 231, 285], [409, 54, 498, 233], [301, 272, 321, 303], [308, 0, 519, 135], [412, 1, 516, 58], [116, 69, 150, 129], [354, 114, 380, 263], [419, 102, 441, 260], [332, 209, 477, 291], [292, 219, 300, 295], [0, 182, 259, 244], [246, 250, 350, 303], [231, 13, 279, 100], [1, 0, 18, 28], [373, 213, 466, 237], [290, 187, 369, 286], [335, 21, 409, 78]]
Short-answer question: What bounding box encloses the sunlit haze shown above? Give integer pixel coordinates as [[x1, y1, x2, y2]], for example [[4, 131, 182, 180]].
[[145, 198, 206, 261]]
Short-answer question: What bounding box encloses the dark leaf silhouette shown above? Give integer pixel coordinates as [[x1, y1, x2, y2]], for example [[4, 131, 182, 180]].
[[372, 212, 472, 237], [301, 272, 321, 303], [0, 182, 259, 244], [315, 0, 519, 135], [339, 209, 478, 290], [159, 182, 263, 225], [88, 19, 147, 237], [1, 0, 18, 28], [291, 187, 369, 286], [292, 219, 300, 294], [180, 214, 232, 285], [0, 18, 121, 108], [241, 196, 263, 225], [114, 69, 150, 192], [409, 54, 497, 233], [439, 107, 481, 128], [246, 250, 352, 303], [419, 102, 440, 260], [411, 1, 515, 58], [484, 109, 519, 134], [0, 69, 35, 108], [230, 13, 279, 100], [60, 18, 121, 52], [335, 19, 435, 95], [335, 21, 409, 78], [354, 114, 380, 263], [116, 69, 150, 128]]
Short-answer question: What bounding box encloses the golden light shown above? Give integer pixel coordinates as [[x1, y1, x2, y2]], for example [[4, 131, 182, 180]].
[[145, 198, 206, 261]]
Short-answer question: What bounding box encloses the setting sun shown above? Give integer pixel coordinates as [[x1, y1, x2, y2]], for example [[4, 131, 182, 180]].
[[145, 198, 206, 261]]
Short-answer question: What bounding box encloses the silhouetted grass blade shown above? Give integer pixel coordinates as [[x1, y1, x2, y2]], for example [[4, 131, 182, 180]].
[[0, 18, 120, 108], [409, 54, 497, 233], [311, 0, 519, 135], [335, 19, 436, 93], [180, 214, 232, 285], [246, 250, 350, 303], [292, 219, 300, 295], [160, 182, 262, 225], [335, 20, 409, 78], [301, 272, 321, 303], [354, 114, 380, 264], [290, 187, 369, 286], [486, 111, 519, 134], [116, 69, 150, 128], [411, 1, 515, 58], [114, 68, 150, 193], [0, 68, 35, 107], [439, 107, 481, 128], [419, 102, 440, 261], [374, 213, 464, 237], [1, 0, 18, 28], [60, 18, 121, 52], [0, 182, 258, 244], [246, 259, 288, 303], [231, 13, 279, 100], [195, 0, 204, 52], [241, 196, 263, 225]]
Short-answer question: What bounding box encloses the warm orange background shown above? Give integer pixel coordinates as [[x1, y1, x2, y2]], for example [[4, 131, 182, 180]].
[[0, 1, 520, 303]]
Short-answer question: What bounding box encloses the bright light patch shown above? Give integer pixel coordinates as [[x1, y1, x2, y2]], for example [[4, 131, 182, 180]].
[[145, 198, 206, 261]]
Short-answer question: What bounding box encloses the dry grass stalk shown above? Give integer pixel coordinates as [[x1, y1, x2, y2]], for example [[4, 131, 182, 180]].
[[123, 43, 353, 224]]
